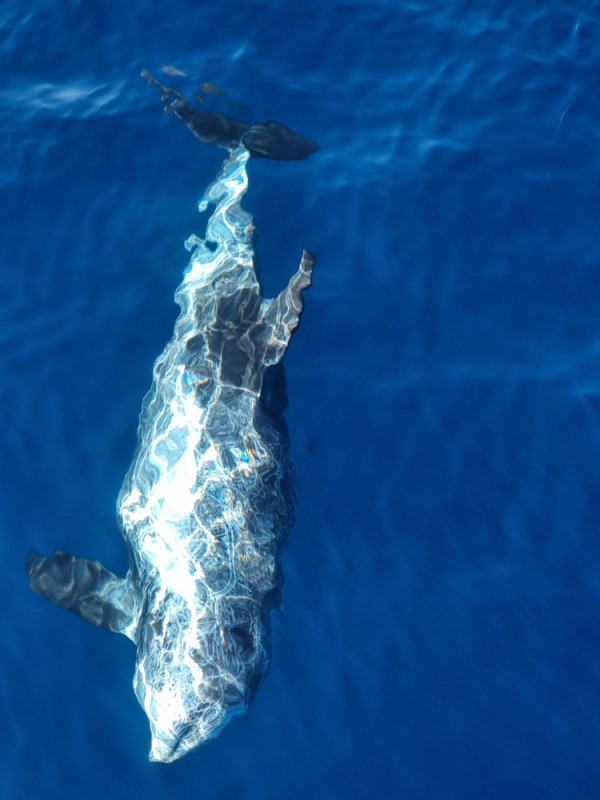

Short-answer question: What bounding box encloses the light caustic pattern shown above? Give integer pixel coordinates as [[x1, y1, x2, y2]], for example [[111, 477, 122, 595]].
[[117, 145, 314, 762]]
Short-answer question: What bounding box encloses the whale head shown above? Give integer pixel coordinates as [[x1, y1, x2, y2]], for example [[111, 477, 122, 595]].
[[132, 585, 270, 763]]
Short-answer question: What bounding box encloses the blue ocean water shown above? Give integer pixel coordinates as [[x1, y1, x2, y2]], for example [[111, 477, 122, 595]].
[[2, 0, 600, 797]]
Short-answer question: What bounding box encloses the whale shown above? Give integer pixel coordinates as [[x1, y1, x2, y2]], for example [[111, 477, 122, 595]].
[[27, 144, 314, 763], [141, 69, 320, 160]]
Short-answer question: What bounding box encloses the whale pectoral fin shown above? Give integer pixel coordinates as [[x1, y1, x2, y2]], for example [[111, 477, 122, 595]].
[[26, 549, 138, 641], [261, 249, 315, 366]]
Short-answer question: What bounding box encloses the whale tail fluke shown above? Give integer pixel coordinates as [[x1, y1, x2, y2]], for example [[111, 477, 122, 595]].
[[141, 69, 319, 160], [26, 549, 139, 641]]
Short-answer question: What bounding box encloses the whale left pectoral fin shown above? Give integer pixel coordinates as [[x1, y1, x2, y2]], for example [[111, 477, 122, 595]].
[[261, 249, 315, 366], [26, 549, 139, 641]]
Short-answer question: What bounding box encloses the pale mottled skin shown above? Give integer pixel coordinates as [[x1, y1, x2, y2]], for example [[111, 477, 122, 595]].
[[27, 146, 314, 762]]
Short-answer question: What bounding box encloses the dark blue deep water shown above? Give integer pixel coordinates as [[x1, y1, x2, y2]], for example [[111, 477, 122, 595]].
[[2, 1, 600, 798]]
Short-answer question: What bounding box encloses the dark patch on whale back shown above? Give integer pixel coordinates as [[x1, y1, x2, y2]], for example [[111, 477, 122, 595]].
[[260, 362, 289, 437]]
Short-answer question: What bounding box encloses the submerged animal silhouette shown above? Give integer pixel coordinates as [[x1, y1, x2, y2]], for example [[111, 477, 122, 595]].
[[141, 69, 320, 160]]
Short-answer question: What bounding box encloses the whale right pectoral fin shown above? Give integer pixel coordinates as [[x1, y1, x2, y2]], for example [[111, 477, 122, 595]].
[[26, 549, 139, 641]]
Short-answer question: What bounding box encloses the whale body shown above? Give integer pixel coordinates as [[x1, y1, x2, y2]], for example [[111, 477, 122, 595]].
[[27, 145, 314, 763]]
